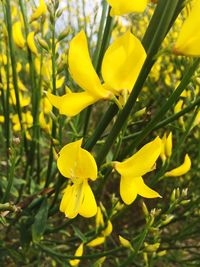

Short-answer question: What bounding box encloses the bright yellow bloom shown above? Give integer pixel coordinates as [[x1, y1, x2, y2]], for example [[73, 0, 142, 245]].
[[161, 132, 172, 162], [0, 115, 5, 123], [107, 0, 147, 16], [30, 0, 47, 22], [58, 139, 97, 218], [165, 154, 191, 177], [69, 244, 84, 267], [87, 237, 105, 247], [174, 0, 200, 56], [27, 32, 38, 55], [48, 30, 146, 117], [12, 21, 25, 49], [114, 137, 162, 205]]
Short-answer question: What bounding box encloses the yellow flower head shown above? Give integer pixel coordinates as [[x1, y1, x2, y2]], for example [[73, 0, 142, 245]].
[[27, 32, 38, 55], [174, 0, 200, 56], [30, 0, 47, 22], [58, 139, 98, 218], [114, 137, 162, 205], [48, 30, 146, 117], [12, 21, 25, 49], [165, 154, 191, 177], [107, 0, 147, 16]]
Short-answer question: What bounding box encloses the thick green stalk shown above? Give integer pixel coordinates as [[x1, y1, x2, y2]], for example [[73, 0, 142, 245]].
[[96, 0, 182, 165]]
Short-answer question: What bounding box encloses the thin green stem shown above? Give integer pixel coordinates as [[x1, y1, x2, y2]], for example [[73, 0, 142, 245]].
[[46, 6, 57, 187], [2, 149, 17, 203], [125, 58, 199, 155]]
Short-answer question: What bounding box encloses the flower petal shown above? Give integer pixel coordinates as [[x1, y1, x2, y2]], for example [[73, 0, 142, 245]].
[[115, 137, 162, 178], [79, 181, 97, 218], [102, 31, 146, 93], [107, 0, 147, 16], [60, 183, 84, 219], [69, 31, 109, 98], [120, 175, 137, 205], [165, 154, 191, 177], [47, 91, 98, 117], [174, 0, 200, 56], [87, 237, 105, 247], [134, 177, 161, 199], [57, 139, 97, 180], [69, 244, 84, 267]]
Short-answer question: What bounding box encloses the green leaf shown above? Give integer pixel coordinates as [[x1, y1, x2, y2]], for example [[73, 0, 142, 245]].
[[71, 225, 87, 243], [32, 197, 49, 243]]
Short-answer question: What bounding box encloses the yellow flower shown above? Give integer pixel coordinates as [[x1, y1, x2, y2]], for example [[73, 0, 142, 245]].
[[12, 21, 25, 49], [30, 0, 47, 22], [114, 137, 162, 205], [165, 154, 191, 177], [27, 32, 38, 55], [47, 30, 146, 117], [174, 0, 200, 56], [160, 132, 172, 162], [69, 243, 84, 267], [87, 237, 105, 247], [107, 0, 147, 16], [58, 139, 98, 218]]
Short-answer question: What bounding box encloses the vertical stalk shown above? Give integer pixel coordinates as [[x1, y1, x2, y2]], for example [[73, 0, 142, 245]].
[[83, 3, 114, 138], [96, 0, 182, 166], [46, 4, 57, 187], [4, 0, 28, 155]]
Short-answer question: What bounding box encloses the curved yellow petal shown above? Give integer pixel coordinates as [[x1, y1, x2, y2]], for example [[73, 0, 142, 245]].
[[79, 181, 97, 218], [60, 183, 84, 219], [165, 132, 172, 158], [102, 31, 146, 93], [115, 137, 162, 178], [134, 177, 161, 199], [165, 154, 191, 177], [68, 31, 109, 98], [31, 0, 47, 22], [87, 237, 105, 247], [69, 244, 84, 266], [107, 0, 147, 16], [101, 220, 113, 237], [12, 21, 25, 49], [174, 0, 200, 56], [57, 139, 97, 180], [27, 31, 38, 55], [47, 91, 98, 117], [120, 175, 137, 205]]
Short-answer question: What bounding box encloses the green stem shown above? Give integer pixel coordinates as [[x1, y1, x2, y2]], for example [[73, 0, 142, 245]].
[[96, 0, 182, 165], [2, 149, 17, 203], [122, 96, 200, 142], [126, 58, 199, 155], [4, 0, 28, 155], [46, 7, 57, 187], [83, 2, 113, 137]]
